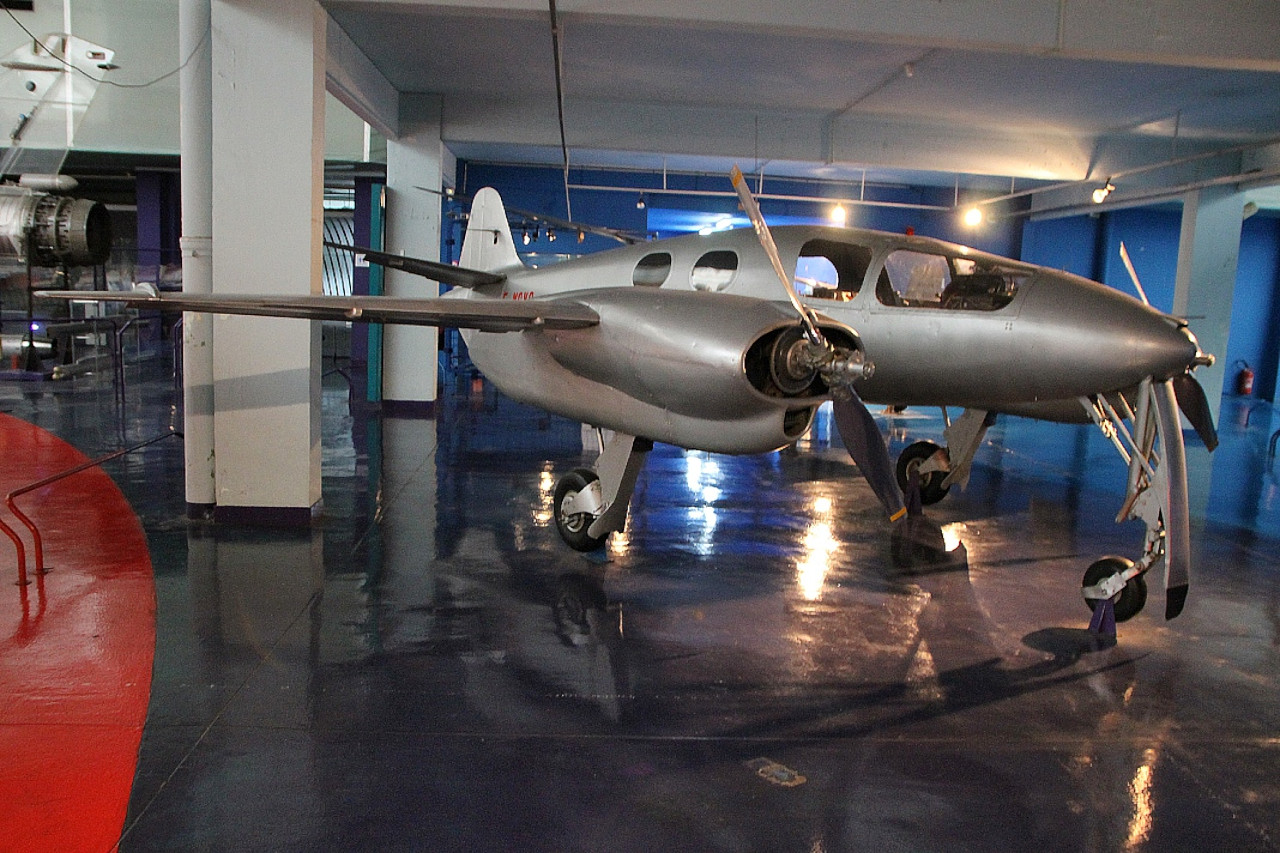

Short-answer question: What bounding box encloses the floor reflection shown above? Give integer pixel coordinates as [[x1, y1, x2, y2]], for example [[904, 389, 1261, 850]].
[[3, 360, 1278, 851]]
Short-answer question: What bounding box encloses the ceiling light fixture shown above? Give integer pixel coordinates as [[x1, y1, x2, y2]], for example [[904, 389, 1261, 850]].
[[962, 206, 983, 228], [636, 193, 647, 210], [1092, 181, 1115, 204]]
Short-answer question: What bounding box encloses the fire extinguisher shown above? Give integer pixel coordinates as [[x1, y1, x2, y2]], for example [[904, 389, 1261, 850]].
[[1235, 359, 1254, 396]]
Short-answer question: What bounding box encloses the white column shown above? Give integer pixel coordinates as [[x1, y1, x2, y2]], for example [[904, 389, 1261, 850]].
[[383, 94, 443, 412], [209, 0, 323, 521], [1173, 185, 1246, 424], [179, 0, 215, 515]]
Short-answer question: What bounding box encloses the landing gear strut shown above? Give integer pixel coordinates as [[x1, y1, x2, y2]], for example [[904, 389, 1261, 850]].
[[1079, 377, 1192, 623], [553, 432, 653, 551], [892, 408, 993, 506]]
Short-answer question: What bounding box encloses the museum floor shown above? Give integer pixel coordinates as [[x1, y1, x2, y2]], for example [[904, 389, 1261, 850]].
[[2, 352, 1279, 851]]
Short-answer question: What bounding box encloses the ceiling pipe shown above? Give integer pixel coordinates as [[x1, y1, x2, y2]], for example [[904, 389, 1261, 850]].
[[1013, 166, 1280, 221], [566, 182, 952, 212], [975, 133, 1280, 209]]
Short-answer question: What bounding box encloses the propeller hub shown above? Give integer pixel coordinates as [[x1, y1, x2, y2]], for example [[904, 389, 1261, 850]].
[[823, 348, 875, 385]]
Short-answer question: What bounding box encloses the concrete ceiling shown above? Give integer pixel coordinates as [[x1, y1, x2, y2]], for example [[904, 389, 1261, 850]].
[[321, 0, 1280, 211]]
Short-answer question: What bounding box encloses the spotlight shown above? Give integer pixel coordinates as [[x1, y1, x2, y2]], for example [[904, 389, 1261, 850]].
[[636, 193, 647, 210], [829, 204, 848, 226], [1092, 181, 1115, 204], [547, 227, 556, 242], [521, 226, 531, 245], [962, 206, 982, 228]]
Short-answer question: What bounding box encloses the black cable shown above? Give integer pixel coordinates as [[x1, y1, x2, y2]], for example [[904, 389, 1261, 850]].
[[548, 0, 572, 221]]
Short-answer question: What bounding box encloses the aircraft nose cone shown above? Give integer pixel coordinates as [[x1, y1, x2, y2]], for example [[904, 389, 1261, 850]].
[[1022, 275, 1200, 396], [1127, 311, 1200, 380]]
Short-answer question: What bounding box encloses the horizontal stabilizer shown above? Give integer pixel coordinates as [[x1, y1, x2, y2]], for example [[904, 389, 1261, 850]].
[[324, 242, 505, 289], [36, 291, 598, 333]]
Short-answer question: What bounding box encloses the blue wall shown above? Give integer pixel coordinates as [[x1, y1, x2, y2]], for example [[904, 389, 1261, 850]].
[[1231, 216, 1280, 400]]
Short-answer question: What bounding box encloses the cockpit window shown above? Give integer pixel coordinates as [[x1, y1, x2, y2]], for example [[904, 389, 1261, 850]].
[[633, 252, 672, 287], [795, 238, 871, 301], [876, 249, 1022, 311], [691, 250, 738, 292]]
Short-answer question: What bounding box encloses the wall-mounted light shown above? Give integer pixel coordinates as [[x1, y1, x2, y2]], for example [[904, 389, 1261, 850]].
[[1092, 181, 1115, 204], [962, 206, 983, 228]]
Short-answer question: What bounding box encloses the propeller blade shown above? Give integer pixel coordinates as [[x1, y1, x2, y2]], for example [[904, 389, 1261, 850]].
[[1171, 373, 1219, 451], [730, 165, 824, 345], [1118, 242, 1151, 307], [831, 390, 907, 522]]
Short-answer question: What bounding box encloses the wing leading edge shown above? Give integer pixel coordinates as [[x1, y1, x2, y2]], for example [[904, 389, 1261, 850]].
[[36, 291, 599, 333]]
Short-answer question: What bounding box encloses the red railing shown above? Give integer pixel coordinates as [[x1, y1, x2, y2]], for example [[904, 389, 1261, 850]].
[[3, 430, 178, 587]]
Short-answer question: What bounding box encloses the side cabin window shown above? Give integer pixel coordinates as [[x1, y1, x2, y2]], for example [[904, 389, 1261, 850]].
[[691, 250, 738, 292], [876, 249, 1022, 311], [796, 238, 871, 301], [633, 252, 672, 287]]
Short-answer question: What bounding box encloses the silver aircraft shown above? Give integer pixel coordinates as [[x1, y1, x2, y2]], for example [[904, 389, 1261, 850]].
[[39, 169, 1217, 624]]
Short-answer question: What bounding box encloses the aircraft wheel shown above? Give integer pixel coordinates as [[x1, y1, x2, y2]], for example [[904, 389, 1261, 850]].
[[1081, 556, 1147, 622], [554, 468, 608, 552], [896, 441, 950, 505]]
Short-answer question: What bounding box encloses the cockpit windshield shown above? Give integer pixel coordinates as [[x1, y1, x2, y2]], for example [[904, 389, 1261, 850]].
[[875, 249, 1024, 311], [794, 239, 872, 302]]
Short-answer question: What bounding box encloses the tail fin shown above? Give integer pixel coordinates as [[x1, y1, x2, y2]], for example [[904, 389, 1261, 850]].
[[460, 187, 523, 274]]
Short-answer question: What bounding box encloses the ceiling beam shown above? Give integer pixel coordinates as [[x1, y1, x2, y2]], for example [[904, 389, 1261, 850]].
[[325, 0, 1280, 72], [325, 13, 399, 138]]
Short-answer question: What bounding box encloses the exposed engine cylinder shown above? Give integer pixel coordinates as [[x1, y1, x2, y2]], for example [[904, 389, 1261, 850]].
[[0, 185, 112, 266], [744, 322, 863, 399]]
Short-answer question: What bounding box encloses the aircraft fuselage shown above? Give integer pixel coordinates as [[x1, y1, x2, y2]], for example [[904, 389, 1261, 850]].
[[459, 224, 1199, 454]]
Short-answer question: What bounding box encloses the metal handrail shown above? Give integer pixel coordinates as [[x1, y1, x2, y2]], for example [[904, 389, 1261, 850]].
[[2, 429, 179, 585]]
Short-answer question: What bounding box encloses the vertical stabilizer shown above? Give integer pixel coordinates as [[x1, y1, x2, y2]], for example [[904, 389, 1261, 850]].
[[460, 187, 523, 274]]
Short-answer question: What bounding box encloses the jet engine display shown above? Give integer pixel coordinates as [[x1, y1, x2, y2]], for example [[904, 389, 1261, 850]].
[[0, 183, 111, 267]]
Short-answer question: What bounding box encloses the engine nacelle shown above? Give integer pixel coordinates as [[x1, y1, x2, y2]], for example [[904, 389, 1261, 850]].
[[0, 184, 112, 266], [543, 290, 860, 435]]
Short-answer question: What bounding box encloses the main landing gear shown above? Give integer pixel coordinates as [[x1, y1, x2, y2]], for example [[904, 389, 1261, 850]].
[[554, 432, 653, 551], [892, 408, 995, 506]]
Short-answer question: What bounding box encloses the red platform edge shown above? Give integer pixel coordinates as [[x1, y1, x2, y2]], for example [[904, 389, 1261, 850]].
[[0, 414, 155, 852]]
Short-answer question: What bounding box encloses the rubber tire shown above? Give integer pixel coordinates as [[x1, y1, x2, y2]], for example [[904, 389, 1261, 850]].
[[554, 468, 608, 552], [896, 440, 951, 505], [1081, 556, 1148, 623]]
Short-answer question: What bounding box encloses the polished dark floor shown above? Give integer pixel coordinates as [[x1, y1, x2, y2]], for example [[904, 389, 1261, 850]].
[[3, 352, 1279, 852]]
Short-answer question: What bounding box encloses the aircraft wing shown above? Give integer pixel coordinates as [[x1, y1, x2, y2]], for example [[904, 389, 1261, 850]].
[[36, 291, 600, 333]]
